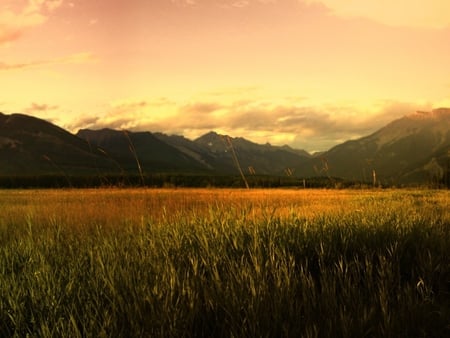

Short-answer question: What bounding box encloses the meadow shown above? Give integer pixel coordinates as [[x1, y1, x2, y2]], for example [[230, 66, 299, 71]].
[[0, 188, 449, 337]]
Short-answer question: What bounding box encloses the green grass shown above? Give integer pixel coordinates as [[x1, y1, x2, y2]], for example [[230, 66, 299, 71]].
[[0, 189, 449, 337]]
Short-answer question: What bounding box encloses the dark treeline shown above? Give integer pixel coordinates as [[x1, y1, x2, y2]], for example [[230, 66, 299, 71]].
[[0, 173, 448, 189], [0, 174, 359, 189]]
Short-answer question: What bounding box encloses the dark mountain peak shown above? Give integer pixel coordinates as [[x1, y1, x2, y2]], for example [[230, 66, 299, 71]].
[[79, 127, 117, 133], [0, 113, 89, 150], [77, 128, 125, 145], [77, 129, 159, 147], [364, 108, 450, 147], [78, 128, 118, 137], [195, 131, 263, 153], [203, 130, 220, 137], [195, 131, 225, 142], [194, 131, 312, 159], [77, 128, 211, 173], [0, 113, 63, 134], [0, 113, 118, 175], [77, 129, 163, 151], [1, 112, 39, 124], [299, 108, 450, 184], [194, 131, 229, 152]]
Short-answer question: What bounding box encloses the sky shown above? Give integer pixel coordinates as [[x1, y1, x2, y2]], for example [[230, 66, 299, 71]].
[[1, 0, 450, 152]]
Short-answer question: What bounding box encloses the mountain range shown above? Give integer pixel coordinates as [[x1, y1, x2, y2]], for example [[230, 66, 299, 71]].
[[0, 109, 449, 186]]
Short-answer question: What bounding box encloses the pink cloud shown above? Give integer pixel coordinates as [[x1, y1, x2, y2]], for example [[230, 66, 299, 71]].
[[0, 0, 63, 45]]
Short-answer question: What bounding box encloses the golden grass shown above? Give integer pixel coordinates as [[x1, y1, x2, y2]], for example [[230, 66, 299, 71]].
[[1, 188, 449, 337], [1, 188, 448, 228]]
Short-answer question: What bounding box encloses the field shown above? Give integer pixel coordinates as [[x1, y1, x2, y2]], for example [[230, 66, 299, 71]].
[[0, 188, 449, 337]]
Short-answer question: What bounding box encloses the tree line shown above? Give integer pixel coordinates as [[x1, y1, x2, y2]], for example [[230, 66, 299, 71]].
[[0, 172, 447, 189]]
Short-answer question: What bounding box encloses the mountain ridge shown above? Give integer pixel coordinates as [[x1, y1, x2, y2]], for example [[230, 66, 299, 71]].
[[0, 113, 117, 175], [294, 108, 450, 184], [0, 109, 449, 186]]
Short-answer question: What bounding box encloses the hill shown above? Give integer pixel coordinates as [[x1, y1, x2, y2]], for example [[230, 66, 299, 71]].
[[77, 129, 211, 174], [193, 131, 311, 175], [0, 113, 115, 176], [295, 108, 450, 185]]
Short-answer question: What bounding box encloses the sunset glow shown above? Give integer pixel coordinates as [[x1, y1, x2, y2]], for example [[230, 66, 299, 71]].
[[1, 0, 449, 151]]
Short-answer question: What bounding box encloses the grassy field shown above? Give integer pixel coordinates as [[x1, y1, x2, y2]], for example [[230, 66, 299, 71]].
[[0, 188, 449, 337]]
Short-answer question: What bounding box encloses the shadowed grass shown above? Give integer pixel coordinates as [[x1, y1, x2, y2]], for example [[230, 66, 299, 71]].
[[0, 189, 449, 337]]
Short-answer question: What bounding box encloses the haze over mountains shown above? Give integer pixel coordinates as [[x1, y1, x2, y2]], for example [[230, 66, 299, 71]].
[[0, 109, 449, 186]]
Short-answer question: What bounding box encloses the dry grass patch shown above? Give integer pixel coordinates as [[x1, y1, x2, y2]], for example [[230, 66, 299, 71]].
[[0, 188, 449, 337]]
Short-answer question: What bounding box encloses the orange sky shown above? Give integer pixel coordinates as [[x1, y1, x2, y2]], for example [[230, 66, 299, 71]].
[[1, 0, 450, 151]]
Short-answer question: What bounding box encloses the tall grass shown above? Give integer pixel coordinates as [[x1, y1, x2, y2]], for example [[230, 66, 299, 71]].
[[0, 189, 449, 337]]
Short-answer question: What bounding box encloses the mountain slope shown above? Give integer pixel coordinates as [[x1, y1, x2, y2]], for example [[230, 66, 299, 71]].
[[194, 131, 311, 175], [1, 110, 448, 186], [77, 129, 212, 173], [153, 132, 219, 170], [0, 113, 115, 175], [296, 108, 450, 184]]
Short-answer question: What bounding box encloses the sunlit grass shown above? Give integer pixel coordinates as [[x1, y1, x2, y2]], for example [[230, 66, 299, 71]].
[[0, 188, 449, 337]]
